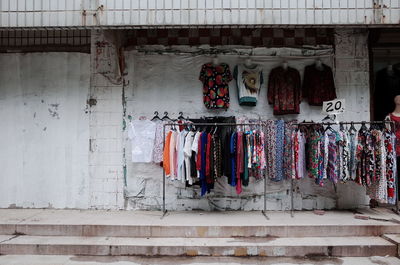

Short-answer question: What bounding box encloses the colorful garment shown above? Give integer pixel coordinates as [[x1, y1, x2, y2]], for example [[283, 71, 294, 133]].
[[389, 113, 400, 156], [233, 64, 263, 106], [267, 66, 301, 115], [230, 132, 237, 187], [199, 63, 232, 109], [163, 131, 173, 177], [152, 120, 167, 163], [326, 130, 339, 184], [283, 121, 296, 179], [265, 120, 277, 180], [236, 132, 244, 194], [275, 120, 285, 181], [348, 130, 358, 180], [385, 130, 397, 204]]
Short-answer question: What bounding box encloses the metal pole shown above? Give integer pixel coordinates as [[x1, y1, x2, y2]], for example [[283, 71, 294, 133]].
[[290, 178, 294, 218], [161, 123, 167, 219], [262, 173, 269, 220]]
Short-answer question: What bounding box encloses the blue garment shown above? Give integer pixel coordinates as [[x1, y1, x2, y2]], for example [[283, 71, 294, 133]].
[[275, 120, 285, 181], [230, 132, 237, 186], [200, 132, 208, 196]]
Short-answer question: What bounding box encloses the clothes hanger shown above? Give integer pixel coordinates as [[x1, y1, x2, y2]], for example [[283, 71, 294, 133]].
[[177, 111, 185, 120], [161, 111, 172, 121], [349, 122, 357, 133], [151, 111, 161, 121], [360, 121, 367, 131]]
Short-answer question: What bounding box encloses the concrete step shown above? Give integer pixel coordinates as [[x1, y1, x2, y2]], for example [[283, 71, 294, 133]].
[[0, 235, 396, 257], [0, 255, 400, 265], [383, 234, 400, 257], [2, 223, 399, 238], [2, 209, 400, 238]]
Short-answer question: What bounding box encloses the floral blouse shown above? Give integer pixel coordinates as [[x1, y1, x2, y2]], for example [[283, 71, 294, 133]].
[[199, 63, 232, 109]]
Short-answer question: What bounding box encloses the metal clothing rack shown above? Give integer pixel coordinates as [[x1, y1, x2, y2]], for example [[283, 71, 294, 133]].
[[160, 120, 399, 219], [161, 122, 273, 219], [293, 120, 399, 215]]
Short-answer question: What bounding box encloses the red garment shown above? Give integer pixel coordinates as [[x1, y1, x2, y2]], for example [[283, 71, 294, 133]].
[[268, 66, 301, 115], [199, 63, 233, 109], [302, 64, 336, 106], [206, 133, 212, 182], [390, 114, 400, 156], [236, 132, 243, 194]]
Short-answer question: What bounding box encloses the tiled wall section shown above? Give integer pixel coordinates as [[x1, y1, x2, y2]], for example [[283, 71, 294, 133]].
[[89, 30, 124, 209], [125, 28, 334, 47], [1, 0, 399, 27]]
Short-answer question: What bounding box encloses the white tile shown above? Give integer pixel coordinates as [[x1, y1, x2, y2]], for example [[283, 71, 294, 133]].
[[173, 0, 180, 9], [280, 0, 289, 8], [17, 0, 26, 11], [206, 0, 214, 9], [230, 0, 239, 8], [247, 0, 256, 8], [214, 0, 222, 9]]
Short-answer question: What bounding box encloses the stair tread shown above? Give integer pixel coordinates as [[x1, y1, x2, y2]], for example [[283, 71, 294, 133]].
[[384, 234, 400, 243], [0, 255, 399, 265], [0, 235, 395, 247], [1, 208, 400, 227]]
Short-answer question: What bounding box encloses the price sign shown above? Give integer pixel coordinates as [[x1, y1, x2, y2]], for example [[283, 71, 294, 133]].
[[322, 99, 345, 115]]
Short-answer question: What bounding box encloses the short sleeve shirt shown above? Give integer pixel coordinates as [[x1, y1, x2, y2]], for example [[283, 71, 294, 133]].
[[199, 63, 232, 109]]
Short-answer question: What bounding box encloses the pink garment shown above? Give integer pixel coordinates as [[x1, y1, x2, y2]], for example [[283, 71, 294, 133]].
[[169, 131, 177, 180]]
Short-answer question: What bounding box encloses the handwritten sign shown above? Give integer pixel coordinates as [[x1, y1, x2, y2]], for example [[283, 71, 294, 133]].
[[322, 99, 345, 115]]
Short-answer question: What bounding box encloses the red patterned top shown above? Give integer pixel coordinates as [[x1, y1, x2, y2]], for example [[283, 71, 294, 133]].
[[199, 63, 232, 109], [390, 113, 400, 156], [268, 66, 301, 115]]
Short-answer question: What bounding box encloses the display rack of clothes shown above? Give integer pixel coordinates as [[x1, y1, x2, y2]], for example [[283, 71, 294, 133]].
[[293, 121, 399, 214], [161, 122, 271, 219], [156, 119, 399, 219]]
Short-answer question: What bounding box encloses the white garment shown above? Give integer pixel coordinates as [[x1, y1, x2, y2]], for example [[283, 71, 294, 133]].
[[234, 64, 263, 106], [183, 131, 195, 185], [128, 120, 156, 163], [177, 130, 188, 182]]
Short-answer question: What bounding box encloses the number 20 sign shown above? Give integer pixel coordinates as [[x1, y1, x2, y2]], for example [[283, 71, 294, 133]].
[[322, 99, 345, 115]]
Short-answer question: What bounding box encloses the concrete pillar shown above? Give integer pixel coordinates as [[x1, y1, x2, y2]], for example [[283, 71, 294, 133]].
[[334, 28, 370, 209], [88, 30, 124, 209]]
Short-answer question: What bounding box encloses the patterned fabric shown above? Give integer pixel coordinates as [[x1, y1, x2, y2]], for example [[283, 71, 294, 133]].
[[389, 114, 400, 156], [302, 63, 336, 106], [152, 120, 166, 163], [338, 130, 350, 182], [297, 130, 307, 179], [307, 129, 321, 181], [265, 120, 277, 180], [236, 132, 244, 194], [348, 131, 358, 180], [385, 130, 397, 204], [199, 63, 232, 109], [275, 120, 285, 181], [326, 131, 338, 183], [283, 121, 296, 179], [367, 130, 387, 203], [267, 66, 301, 115]]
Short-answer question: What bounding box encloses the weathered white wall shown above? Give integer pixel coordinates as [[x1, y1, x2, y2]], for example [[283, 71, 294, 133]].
[[124, 29, 371, 211], [1, 0, 398, 27], [88, 30, 124, 209], [0, 29, 372, 211], [0, 53, 91, 209]]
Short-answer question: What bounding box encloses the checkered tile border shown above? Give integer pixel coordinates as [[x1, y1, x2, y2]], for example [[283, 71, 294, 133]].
[[126, 28, 334, 47]]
